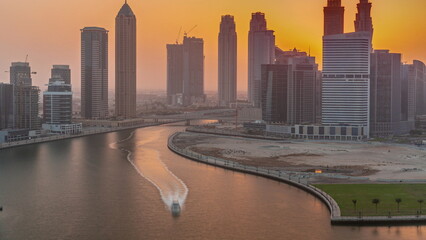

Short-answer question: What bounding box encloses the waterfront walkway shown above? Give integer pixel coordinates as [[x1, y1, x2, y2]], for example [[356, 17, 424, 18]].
[[168, 131, 426, 226], [0, 121, 175, 150]]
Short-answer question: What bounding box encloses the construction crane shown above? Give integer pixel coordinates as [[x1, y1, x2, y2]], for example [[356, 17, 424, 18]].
[[175, 27, 182, 44], [4, 55, 37, 75], [184, 25, 197, 37]]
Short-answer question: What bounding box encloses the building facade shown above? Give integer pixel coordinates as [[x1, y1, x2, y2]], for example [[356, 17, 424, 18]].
[[354, 0, 373, 36], [81, 27, 109, 119], [276, 49, 321, 125], [322, 32, 372, 137], [43, 80, 72, 125], [370, 50, 403, 136], [0, 83, 15, 130], [167, 43, 184, 105], [324, 0, 345, 36], [115, 2, 137, 119], [10, 62, 32, 86], [182, 36, 205, 106], [261, 64, 291, 123], [51, 65, 71, 84], [14, 85, 40, 130], [43, 79, 81, 134], [218, 15, 237, 107], [248, 12, 275, 108]]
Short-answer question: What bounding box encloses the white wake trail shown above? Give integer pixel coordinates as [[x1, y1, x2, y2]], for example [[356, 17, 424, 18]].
[[110, 130, 189, 211]]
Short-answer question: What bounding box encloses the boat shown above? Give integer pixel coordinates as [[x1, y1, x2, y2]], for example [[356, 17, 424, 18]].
[[171, 200, 181, 217]]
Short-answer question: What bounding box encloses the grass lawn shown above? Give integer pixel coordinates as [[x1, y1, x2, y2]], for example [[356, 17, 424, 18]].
[[314, 184, 426, 217]]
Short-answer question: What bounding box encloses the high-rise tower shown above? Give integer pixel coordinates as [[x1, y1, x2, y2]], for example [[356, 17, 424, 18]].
[[218, 15, 237, 107], [182, 36, 205, 106], [355, 0, 373, 36], [10, 62, 32, 86], [115, 1, 137, 119], [81, 27, 109, 119], [51, 65, 71, 85], [322, 32, 372, 137], [324, 0, 345, 36], [248, 12, 275, 108]]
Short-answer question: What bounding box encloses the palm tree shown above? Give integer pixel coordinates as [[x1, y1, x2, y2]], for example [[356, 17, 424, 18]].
[[395, 198, 402, 212], [372, 199, 380, 214], [418, 199, 424, 212], [352, 199, 357, 211]]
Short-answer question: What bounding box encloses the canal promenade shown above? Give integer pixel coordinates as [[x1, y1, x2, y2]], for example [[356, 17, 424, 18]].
[[168, 131, 426, 226], [0, 121, 175, 150]]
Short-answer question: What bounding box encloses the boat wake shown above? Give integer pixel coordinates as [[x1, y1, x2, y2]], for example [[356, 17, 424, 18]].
[[109, 130, 189, 213]]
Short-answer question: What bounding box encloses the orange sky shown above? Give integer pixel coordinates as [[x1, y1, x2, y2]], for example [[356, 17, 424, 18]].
[[0, 0, 425, 92]]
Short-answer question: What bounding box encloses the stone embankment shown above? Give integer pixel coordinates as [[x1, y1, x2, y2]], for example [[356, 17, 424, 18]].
[[168, 131, 426, 226]]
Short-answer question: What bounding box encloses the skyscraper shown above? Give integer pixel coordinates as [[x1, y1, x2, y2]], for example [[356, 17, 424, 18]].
[[51, 65, 71, 84], [182, 36, 205, 106], [322, 32, 372, 137], [286, 55, 320, 125], [261, 64, 290, 123], [403, 60, 426, 117], [262, 49, 321, 125], [324, 0, 345, 36], [166, 35, 205, 107], [218, 15, 237, 107], [9, 61, 40, 130], [355, 0, 373, 36], [43, 80, 73, 125], [370, 50, 402, 136], [115, 1, 137, 119], [14, 86, 40, 130], [81, 27, 109, 119], [0, 83, 14, 130], [167, 43, 184, 105], [248, 12, 275, 108], [10, 62, 32, 86]]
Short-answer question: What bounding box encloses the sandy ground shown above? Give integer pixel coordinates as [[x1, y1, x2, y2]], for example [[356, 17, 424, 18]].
[[174, 132, 426, 182]]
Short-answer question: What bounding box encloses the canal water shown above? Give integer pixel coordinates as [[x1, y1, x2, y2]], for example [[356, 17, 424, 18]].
[[0, 124, 424, 239]]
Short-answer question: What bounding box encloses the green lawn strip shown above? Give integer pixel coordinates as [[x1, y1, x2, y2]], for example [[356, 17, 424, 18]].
[[314, 184, 426, 217]]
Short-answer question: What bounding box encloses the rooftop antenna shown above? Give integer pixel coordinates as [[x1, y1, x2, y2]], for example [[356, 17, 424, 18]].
[[309, 46, 311, 56]]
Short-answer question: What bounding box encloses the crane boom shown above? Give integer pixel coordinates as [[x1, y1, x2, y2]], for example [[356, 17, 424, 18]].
[[184, 25, 197, 37]]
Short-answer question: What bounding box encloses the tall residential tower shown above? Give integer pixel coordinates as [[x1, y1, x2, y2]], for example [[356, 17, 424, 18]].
[[81, 27, 109, 119], [218, 15, 237, 107], [248, 12, 275, 108], [355, 0, 373, 36], [324, 0, 345, 36], [115, 1, 137, 119]]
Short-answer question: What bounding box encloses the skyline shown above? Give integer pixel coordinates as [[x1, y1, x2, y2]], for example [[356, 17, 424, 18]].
[[1, 0, 426, 92]]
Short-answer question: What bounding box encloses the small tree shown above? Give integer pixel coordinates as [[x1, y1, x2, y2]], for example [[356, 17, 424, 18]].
[[352, 200, 358, 211], [372, 199, 380, 214], [418, 199, 424, 212], [395, 198, 402, 212]]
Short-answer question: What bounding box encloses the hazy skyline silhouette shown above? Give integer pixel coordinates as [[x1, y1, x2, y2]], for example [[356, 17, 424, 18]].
[[0, 0, 425, 92]]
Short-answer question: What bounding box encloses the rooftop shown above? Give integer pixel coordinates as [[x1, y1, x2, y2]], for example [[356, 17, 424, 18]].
[[117, 2, 135, 17]]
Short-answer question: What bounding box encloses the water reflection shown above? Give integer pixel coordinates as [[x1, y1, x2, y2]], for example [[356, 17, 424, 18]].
[[0, 124, 424, 239], [110, 129, 188, 212]]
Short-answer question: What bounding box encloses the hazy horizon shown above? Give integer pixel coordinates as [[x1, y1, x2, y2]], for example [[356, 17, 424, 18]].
[[1, 0, 425, 92]]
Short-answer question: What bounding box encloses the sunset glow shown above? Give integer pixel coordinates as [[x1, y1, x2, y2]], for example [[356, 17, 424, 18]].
[[1, 0, 425, 92]]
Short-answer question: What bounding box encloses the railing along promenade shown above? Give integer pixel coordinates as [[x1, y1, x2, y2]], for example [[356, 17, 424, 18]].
[[168, 131, 426, 226]]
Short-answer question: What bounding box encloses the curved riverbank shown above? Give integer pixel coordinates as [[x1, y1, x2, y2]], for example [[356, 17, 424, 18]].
[[168, 131, 426, 226], [0, 121, 176, 150]]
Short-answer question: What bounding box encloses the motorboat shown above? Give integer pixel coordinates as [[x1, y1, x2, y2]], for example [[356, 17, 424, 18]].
[[171, 200, 181, 217]]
